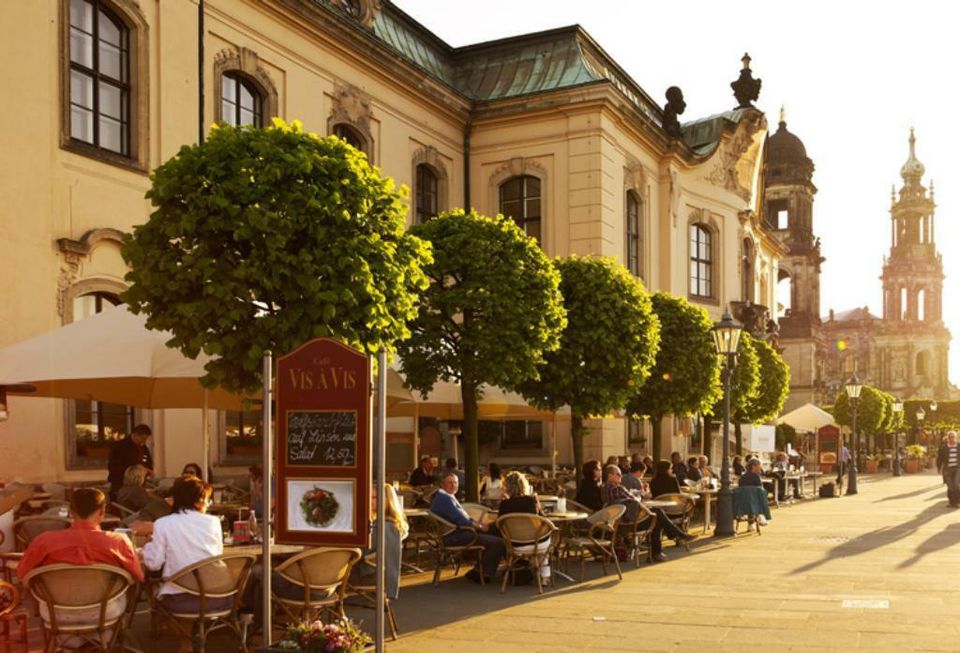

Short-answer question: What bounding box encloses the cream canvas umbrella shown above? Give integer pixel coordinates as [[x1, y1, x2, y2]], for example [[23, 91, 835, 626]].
[[777, 403, 837, 432], [0, 305, 413, 473]]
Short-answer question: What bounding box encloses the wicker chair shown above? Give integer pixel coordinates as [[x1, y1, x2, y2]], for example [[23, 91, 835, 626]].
[[495, 514, 557, 594], [12, 516, 71, 552], [0, 579, 29, 652], [424, 514, 485, 586], [617, 504, 658, 567], [271, 547, 361, 626], [23, 563, 134, 652], [149, 551, 256, 653], [562, 504, 626, 582], [346, 553, 399, 641], [653, 493, 696, 550]]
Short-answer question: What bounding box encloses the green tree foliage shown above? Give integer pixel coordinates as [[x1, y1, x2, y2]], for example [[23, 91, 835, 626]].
[[627, 293, 721, 459], [397, 210, 566, 500], [519, 256, 661, 486], [711, 332, 760, 455], [831, 385, 889, 453], [775, 422, 797, 451], [740, 338, 790, 423], [122, 120, 431, 393]]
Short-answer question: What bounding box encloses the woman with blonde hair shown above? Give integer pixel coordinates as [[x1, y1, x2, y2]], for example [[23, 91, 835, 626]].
[[350, 483, 410, 600], [497, 470, 550, 585], [116, 464, 151, 511]]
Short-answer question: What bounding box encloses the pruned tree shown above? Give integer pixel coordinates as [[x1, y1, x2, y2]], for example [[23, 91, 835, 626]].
[[123, 120, 432, 393], [717, 332, 760, 455], [627, 293, 721, 459], [741, 337, 790, 423], [519, 256, 661, 487], [397, 210, 566, 501]]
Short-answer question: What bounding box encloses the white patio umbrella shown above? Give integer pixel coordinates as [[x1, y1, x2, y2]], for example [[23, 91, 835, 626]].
[[777, 403, 837, 433], [0, 305, 413, 473]]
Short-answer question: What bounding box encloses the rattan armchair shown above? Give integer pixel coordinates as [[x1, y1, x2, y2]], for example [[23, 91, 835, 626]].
[[562, 504, 626, 582], [617, 504, 658, 566], [495, 514, 557, 594], [23, 563, 134, 652], [424, 514, 485, 586], [149, 551, 256, 653], [12, 516, 71, 552], [272, 547, 361, 626], [653, 493, 695, 550], [346, 552, 399, 641], [0, 579, 29, 652]]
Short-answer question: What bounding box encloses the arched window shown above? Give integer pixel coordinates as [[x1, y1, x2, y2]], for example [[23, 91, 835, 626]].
[[689, 223, 713, 299], [625, 192, 643, 277], [68, 0, 130, 155], [777, 269, 792, 318], [900, 287, 908, 320], [917, 289, 926, 321], [70, 291, 136, 468], [499, 175, 541, 241], [220, 72, 262, 127], [415, 164, 438, 223], [333, 123, 366, 152]]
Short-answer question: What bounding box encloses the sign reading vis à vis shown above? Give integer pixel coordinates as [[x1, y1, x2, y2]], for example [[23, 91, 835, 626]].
[[275, 339, 371, 548]]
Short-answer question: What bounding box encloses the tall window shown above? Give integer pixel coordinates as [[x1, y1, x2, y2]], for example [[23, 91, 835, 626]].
[[689, 224, 713, 299], [220, 73, 262, 127], [71, 291, 134, 467], [415, 164, 438, 223], [628, 417, 644, 444], [626, 192, 642, 277], [69, 0, 130, 155], [223, 409, 263, 464], [333, 123, 365, 152], [499, 176, 541, 241]]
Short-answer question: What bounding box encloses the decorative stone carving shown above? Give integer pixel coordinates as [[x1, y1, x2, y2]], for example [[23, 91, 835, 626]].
[[332, 0, 382, 27], [704, 111, 765, 201], [411, 145, 450, 214], [731, 53, 761, 109], [328, 81, 375, 154], [490, 157, 547, 185], [669, 168, 682, 226], [213, 47, 279, 121], [624, 158, 648, 199], [56, 229, 126, 317], [662, 86, 686, 138]]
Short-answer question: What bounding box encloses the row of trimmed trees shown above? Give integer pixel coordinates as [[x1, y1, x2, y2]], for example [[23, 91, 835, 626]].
[[122, 122, 791, 501], [830, 386, 905, 452]]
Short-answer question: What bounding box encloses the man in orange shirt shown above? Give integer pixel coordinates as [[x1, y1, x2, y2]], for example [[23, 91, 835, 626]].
[[17, 488, 143, 582]]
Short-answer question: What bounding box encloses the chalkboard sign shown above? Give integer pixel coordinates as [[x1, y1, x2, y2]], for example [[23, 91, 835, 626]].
[[286, 410, 357, 467]]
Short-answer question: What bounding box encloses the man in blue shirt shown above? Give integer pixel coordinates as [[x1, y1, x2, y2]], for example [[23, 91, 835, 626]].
[[430, 471, 504, 583]]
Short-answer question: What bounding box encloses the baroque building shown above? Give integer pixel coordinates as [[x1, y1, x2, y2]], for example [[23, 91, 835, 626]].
[[821, 130, 951, 400], [0, 0, 784, 482]]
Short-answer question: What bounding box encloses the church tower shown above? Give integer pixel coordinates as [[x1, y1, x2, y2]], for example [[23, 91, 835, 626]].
[[764, 109, 826, 410], [877, 129, 950, 395]]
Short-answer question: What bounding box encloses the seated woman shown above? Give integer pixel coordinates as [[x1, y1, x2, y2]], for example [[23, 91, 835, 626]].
[[699, 455, 717, 479], [686, 457, 703, 483], [142, 476, 230, 614], [181, 462, 204, 480], [734, 459, 771, 525], [497, 471, 550, 583], [116, 464, 151, 512], [480, 462, 505, 505], [732, 455, 745, 476], [348, 484, 409, 600], [574, 460, 603, 512], [770, 452, 801, 499], [649, 460, 682, 497]]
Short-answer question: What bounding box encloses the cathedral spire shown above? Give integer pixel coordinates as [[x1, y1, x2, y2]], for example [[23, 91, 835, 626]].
[[900, 127, 925, 183]]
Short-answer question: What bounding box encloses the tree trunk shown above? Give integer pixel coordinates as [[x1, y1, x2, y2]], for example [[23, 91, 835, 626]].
[[461, 379, 480, 502], [651, 415, 663, 461], [700, 413, 711, 457], [572, 412, 585, 493], [734, 421, 743, 456]]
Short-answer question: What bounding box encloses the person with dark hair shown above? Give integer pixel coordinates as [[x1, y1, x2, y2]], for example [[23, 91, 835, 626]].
[[480, 462, 504, 503], [621, 461, 647, 492], [670, 452, 688, 485], [575, 460, 603, 511], [738, 459, 769, 525], [143, 476, 229, 613], [650, 460, 682, 497], [686, 457, 703, 483], [409, 455, 435, 487], [642, 456, 655, 472], [732, 455, 745, 476], [17, 488, 143, 581], [430, 471, 504, 583], [107, 423, 154, 498], [182, 462, 204, 480]]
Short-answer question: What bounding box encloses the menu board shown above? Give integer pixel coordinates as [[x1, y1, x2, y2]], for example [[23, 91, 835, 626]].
[[275, 338, 371, 547], [286, 410, 357, 467]]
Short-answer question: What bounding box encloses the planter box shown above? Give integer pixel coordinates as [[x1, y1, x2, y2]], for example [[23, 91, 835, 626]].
[[905, 459, 920, 473], [864, 460, 879, 474]]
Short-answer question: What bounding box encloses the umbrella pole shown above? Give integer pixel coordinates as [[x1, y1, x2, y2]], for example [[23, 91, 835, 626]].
[[413, 402, 419, 472], [375, 351, 386, 653], [262, 351, 273, 646], [552, 412, 558, 478], [202, 389, 209, 481]]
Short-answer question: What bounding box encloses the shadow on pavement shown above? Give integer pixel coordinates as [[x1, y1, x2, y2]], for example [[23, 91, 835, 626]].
[[790, 502, 951, 574], [897, 521, 960, 568], [873, 483, 943, 503]]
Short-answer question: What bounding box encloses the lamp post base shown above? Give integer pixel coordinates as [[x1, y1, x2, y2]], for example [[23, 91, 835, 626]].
[[847, 466, 859, 495], [714, 487, 735, 537]]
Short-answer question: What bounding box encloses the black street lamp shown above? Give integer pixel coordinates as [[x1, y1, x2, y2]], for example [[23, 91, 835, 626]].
[[845, 374, 863, 495], [892, 399, 903, 477], [712, 308, 742, 537]]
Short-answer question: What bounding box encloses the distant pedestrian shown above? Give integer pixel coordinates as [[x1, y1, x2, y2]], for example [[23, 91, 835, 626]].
[[936, 431, 960, 508], [837, 444, 851, 485]]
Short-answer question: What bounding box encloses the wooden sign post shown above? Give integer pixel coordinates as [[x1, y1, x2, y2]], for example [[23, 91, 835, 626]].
[[275, 338, 371, 547]]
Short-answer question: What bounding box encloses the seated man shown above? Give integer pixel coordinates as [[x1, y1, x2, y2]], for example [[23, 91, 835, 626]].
[[601, 465, 694, 562], [686, 457, 703, 483], [430, 471, 504, 583], [409, 455, 435, 487], [621, 461, 647, 492], [18, 488, 143, 642], [671, 452, 688, 485]]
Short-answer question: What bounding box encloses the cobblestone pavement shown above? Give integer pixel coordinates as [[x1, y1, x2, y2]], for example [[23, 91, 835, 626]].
[[384, 471, 959, 653]]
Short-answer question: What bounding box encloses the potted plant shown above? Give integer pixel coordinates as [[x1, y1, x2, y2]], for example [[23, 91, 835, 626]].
[[904, 444, 927, 473], [864, 454, 881, 474], [270, 619, 371, 653]]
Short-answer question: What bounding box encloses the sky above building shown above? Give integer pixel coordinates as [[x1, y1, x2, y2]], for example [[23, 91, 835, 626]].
[[396, 0, 960, 386]]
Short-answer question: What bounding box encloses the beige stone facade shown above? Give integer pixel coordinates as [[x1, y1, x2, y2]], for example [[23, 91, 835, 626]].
[[0, 0, 783, 483]]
